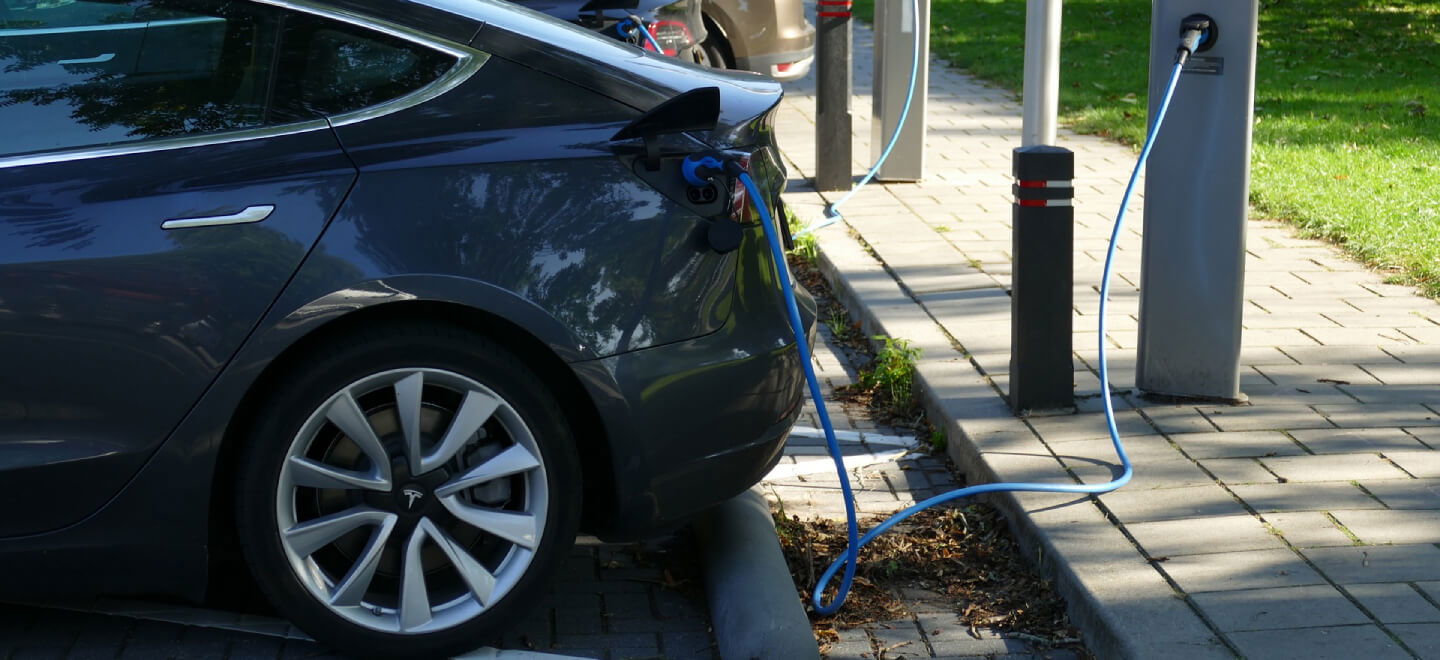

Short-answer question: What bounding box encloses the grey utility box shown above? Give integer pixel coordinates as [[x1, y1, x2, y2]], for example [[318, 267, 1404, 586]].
[[1136, 0, 1259, 402], [870, 0, 928, 182]]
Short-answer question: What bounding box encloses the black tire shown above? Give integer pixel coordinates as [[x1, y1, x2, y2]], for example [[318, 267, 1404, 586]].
[[233, 321, 581, 659], [701, 20, 734, 70]]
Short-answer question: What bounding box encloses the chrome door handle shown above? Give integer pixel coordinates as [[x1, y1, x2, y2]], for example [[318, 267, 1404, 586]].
[[162, 204, 275, 230], [58, 53, 116, 65]]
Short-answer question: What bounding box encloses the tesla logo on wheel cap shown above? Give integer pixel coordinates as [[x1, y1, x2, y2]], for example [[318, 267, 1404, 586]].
[[402, 488, 425, 509]]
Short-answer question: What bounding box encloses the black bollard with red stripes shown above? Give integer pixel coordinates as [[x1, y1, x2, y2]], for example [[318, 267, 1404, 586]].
[[814, 0, 853, 191], [1009, 145, 1075, 412]]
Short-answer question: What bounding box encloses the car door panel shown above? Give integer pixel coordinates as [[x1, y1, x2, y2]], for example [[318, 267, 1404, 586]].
[[0, 130, 356, 537]]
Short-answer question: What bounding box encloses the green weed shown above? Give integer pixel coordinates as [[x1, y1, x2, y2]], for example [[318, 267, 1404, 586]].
[[786, 207, 819, 264], [929, 429, 947, 452], [860, 336, 922, 413]]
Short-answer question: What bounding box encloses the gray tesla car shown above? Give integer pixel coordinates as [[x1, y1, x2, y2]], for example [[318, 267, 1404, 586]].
[[0, 0, 814, 655]]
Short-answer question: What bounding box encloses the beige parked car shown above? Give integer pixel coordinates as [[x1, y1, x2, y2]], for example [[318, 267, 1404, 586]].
[[700, 0, 815, 81]]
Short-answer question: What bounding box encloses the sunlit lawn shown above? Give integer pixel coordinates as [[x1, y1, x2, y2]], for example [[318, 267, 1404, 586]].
[[851, 0, 1440, 296]]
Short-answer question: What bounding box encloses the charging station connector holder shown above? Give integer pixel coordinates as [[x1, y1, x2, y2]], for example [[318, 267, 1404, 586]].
[[1181, 14, 1217, 53]]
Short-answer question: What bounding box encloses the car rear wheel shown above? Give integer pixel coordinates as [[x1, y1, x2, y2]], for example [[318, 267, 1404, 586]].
[[234, 322, 580, 659], [700, 19, 734, 69]]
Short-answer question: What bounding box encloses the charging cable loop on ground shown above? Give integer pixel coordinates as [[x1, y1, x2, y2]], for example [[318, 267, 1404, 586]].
[[687, 26, 1195, 614]]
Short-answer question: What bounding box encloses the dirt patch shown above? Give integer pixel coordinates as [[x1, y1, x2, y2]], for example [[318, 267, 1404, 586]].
[[774, 505, 1087, 657]]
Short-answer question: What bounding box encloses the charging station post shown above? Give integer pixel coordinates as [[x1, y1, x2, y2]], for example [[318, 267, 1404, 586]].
[[871, 0, 928, 181], [1137, 1, 1258, 402], [1009, 0, 1072, 412], [815, 0, 854, 191]]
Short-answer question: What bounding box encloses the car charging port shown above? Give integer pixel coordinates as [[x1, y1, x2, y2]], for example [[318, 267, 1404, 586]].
[[686, 183, 719, 205]]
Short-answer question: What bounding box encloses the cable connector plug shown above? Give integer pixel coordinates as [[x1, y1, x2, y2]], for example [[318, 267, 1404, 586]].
[[681, 151, 744, 186], [1176, 14, 1214, 65]]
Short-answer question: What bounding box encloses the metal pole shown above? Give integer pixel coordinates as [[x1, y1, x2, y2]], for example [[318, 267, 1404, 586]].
[[815, 1, 853, 192], [1020, 0, 1061, 146], [1010, 0, 1072, 412]]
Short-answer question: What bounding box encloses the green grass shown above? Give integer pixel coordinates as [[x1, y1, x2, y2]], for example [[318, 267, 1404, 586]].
[[850, 0, 1440, 296]]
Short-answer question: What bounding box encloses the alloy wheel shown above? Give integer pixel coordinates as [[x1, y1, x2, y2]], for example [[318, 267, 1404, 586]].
[[274, 367, 548, 635]]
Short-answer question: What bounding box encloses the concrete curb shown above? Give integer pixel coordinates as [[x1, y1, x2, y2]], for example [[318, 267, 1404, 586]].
[[805, 221, 1232, 660], [693, 489, 820, 660]]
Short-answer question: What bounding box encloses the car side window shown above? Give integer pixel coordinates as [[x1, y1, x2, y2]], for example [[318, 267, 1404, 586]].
[[0, 0, 284, 158], [0, 0, 457, 159], [268, 12, 457, 121]]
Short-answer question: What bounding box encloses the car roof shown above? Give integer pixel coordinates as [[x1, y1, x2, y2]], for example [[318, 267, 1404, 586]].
[[312, 0, 643, 65]]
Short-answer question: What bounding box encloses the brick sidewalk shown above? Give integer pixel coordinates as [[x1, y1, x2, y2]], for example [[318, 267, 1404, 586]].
[[774, 15, 1440, 660], [0, 537, 717, 660]]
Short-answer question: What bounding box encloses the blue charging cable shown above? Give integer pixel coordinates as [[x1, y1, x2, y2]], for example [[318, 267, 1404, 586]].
[[616, 15, 664, 53], [733, 54, 1191, 613]]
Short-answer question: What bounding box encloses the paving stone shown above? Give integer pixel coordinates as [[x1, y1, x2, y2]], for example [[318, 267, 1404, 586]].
[[1074, 457, 1213, 491], [602, 593, 653, 619], [60, 615, 134, 660], [866, 621, 926, 655], [1140, 406, 1222, 434], [823, 641, 876, 659], [1199, 458, 1281, 485], [1343, 583, 1440, 624], [1335, 384, 1440, 406], [1159, 549, 1326, 593], [556, 607, 604, 635], [1415, 582, 1440, 606], [1329, 509, 1440, 545], [1302, 545, 1440, 584], [1226, 625, 1411, 660], [1096, 485, 1247, 523], [1254, 364, 1386, 386], [1384, 450, 1440, 477], [1389, 623, 1440, 658], [1126, 515, 1284, 557], [1357, 478, 1440, 509], [1230, 482, 1384, 512], [1263, 511, 1357, 548], [1410, 427, 1440, 447], [1290, 428, 1429, 454], [1318, 404, 1440, 428], [1301, 327, 1419, 346], [925, 629, 1034, 657], [225, 635, 285, 660], [1023, 411, 1154, 442], [552, 633, 659, 653], [1276, 346, 1403, 366], [1259, 454, 1410, 482], [1199, 405, 1335, 432], [1169, 431, 1305, 459], [1360, 364, 1440, 386], [1239, 385, 1359, 407], [1381, 347, 1440, 364], [1190, 585, 1368, 631]]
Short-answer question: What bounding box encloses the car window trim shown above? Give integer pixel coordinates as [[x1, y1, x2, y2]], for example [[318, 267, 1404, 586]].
[[0, 16, 224, 37], [0, 0, 487, 171]]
